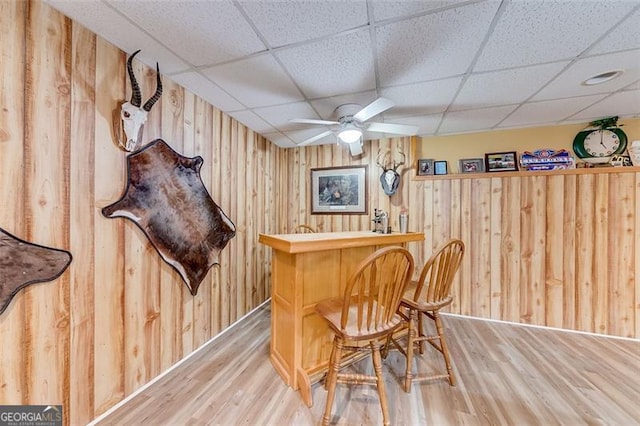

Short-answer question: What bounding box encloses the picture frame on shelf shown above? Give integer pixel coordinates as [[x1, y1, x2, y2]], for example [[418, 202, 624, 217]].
[[417, 158, 434, 176], [459, 158, 485, 174], [310, 165, 368, 215], [485, 151, 518, 172], [434, 160, 448, 175]]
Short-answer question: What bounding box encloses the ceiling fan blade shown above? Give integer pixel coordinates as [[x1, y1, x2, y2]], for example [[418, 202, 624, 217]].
[[296, 130, 334, 147], [366, 122, 419, 135], [353, 97, 394, 122], [290, 118, 339, 126]]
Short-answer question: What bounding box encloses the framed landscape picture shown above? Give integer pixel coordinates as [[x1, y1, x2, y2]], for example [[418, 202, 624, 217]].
[[417, 158, 434, 176], [485, 151, 518, 172], [459, 158, 485, 173], [311, 165, 368, 214]]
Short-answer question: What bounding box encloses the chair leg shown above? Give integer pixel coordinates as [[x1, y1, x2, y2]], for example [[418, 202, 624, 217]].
[[322, 337, 343, 426], [324, 338, 338, 391], [382, 333, 391, 359], [434, 311, 455, 386], [417, 311, 425, 354], [371, 341, 391, 426], [404, 308, 416, 393]]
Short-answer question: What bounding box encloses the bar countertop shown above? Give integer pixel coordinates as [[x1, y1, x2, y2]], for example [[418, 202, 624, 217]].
[[258, 231, 425, 254]]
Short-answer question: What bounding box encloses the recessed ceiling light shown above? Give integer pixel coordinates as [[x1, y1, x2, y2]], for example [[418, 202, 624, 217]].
[[582, 70, 623, 86]]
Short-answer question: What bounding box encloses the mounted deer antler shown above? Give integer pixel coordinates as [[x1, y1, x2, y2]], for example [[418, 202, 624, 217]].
[[376, 150, 406, 196], [118, 50, 163, 152]]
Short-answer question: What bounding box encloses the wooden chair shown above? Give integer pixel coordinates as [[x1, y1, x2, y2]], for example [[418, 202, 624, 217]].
[[389, 239, 465, 392], [294, 224, 316, 233], [315, 246, 414, 426]]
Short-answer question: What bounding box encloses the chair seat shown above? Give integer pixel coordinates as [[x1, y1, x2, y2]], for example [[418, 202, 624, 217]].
[[316, 297, 404, 341], [401, 280, 453, 311]]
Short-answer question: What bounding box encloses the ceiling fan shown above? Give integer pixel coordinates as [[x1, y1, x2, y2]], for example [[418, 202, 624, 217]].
[[290, 97, 419, 156]]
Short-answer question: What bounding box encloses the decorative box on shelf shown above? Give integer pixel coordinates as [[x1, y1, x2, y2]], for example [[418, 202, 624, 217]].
[[520, 149, 575, 171]]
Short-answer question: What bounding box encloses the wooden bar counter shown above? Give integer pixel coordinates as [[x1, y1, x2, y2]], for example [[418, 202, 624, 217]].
[[258, 231, 425, 406]]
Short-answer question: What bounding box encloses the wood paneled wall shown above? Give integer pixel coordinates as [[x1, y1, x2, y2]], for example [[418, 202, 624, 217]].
[[0, 2, 278, 424], [282, 142, 639, 340]]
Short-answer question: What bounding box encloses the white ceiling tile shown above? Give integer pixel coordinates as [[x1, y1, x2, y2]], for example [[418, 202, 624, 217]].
[[532, 50, 640, 101], [263, 131, 297, 148], [474, 0, 636, 71], [253, 102, 323, 131], [570, 90, 640, 121], [170, 72, 244, 112], [108, 0, 266, 67], [439, 105, 517, 134], [46, 0, 189, 74], [376, 113, 444, 136], [589, 8, 640, 55], [381, 77, 463, 116], [499, 94, 607, 128], [275, 31, 376, 99], [226, 110, 276, 134], [626, 80, 640, 90], [310, 91, 380, 120], [201, 55, 304, 108], [451, 62, 569, 111], [284, 128, 337, 146], [376, 1, 501, 86], [371, 0, 470, 21], [238, 0, 368, 47]]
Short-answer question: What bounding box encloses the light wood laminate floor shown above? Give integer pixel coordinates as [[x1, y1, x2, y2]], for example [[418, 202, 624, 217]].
[[95, 303, 640, 425]]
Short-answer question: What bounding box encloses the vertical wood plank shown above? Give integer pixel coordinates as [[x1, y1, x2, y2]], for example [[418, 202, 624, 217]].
[[575, 174, 595, 333], [607, 173, 635, 337], [69, 23, 96, 425], [471, 178, 491, 318], [635, 172, 640, 339], [489, 177, 503, 319], [93, 38, 126, 416], [457, 179, 472, 315], [219, 113, 232, 328], [561, 174, 577, 331], [502, 176, 521, 323], [24, 0, 71, 409], [229, 120, 239, 322], [160, 77, 185, 369], [0, 0, 26, 406], [209, 106, 223, 335], [593, 174, 609, 334], [192, 96, 212, 348], [519, 176, 546, 324], [180, 90, 195, 355], [432, 179, 452, 246], [545, 175, 565, 328], [235, 123, 247, 319]]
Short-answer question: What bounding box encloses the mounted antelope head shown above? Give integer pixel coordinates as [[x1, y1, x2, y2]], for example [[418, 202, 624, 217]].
[[376, 150, 406, 196], [118, 50, 162, 152]]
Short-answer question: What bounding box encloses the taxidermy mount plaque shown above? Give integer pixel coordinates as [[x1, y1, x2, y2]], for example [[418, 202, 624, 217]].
[[102, 139, 236, 295], [0, 227, 72, 315]]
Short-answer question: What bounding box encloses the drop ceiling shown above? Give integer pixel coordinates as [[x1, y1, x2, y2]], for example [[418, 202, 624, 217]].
[[46, 0, 640, 148]]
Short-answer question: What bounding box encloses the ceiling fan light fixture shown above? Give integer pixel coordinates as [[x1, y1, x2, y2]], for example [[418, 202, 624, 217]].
[[337, 123, 362, 143]]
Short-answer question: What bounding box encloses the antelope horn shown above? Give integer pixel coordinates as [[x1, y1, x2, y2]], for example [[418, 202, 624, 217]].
[[143, 63, 162, 112], [127, 50, 142, 107]]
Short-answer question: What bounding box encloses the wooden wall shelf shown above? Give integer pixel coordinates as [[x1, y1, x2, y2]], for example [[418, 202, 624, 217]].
[[412, 165, 640, 181]]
